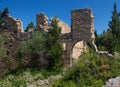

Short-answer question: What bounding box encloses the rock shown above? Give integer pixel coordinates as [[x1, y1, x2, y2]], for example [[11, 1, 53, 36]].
[[97, 51, 113, 58], [104, 77, 120, 87], [114, 52, 120, 58], [26, 84, 34, 87]]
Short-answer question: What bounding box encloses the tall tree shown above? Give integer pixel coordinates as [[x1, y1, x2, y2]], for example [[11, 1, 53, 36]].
[[25, 22, 35, 32], [0, 7, 9, 29], [47, 17, 63, 71], [0, 11, 2, 29], [1, 7, 9, 19], [109, 3, 120, 39], [108, 3, 120, 52]]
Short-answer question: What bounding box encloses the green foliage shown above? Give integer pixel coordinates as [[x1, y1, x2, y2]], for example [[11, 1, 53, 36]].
[[52, 53, 120, 87], [109, 3, 120, 39], [25, 22, 35, 32], [0, 33, 9, 58], [0, 11, 2, 29], [18, 31, 47, 56], [0, 7, 9, 29], [0, 47, 7, 58], [16, 31, 48, 69], [0, 67, 64, 87], [47, 17, 64, 71], [52, 80, 77, 87], [16, 18, 64, 72], [108, 3, 120, 52], [18, 32, 46, 56], [95, 3, 120, 53], [0, 68, 45, 87], [0, 32, 8, 42]]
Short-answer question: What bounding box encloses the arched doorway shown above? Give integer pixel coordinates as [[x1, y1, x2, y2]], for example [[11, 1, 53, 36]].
[[72, 40, 88, 60]]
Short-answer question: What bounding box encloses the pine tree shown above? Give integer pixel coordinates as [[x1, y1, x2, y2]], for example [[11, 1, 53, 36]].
[[0, 7, 9, 29], [1, 7, 9, 19], [108, 3, 120, 52], [0, 11, 2, 29], [47, 17, 63, 71], [109, 3, 120, 39], [25, 22, 35, 32]]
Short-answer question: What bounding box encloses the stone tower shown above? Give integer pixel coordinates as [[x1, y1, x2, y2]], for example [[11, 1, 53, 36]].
[[36, 13, 49, 31], [71, 8, 98, 52]]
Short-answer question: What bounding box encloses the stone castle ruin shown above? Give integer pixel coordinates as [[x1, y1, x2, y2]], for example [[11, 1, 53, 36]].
[[1, 8, 98, 66], [35, 8, 98, 66]]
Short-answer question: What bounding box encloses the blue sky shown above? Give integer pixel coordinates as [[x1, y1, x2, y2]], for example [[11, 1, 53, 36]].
[[0, 0, 120, 34]]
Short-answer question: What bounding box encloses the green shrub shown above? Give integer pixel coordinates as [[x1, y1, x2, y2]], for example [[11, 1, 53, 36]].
[[19, 31, 47, 56], [0, 32, 8, 42], [52, 53, 120, 87], [16, 31, 48, 68], [0, 47, 7, 58], [0, 68, 47, 87], [52, 80, 77, 87]]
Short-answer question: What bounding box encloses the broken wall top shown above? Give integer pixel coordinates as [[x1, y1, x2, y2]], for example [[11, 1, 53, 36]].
[[3, 14, 24, 32]]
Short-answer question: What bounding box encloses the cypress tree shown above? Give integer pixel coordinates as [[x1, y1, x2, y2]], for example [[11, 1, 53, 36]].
[[25, 22, 35, 32], [108, 3, 120, 52], [47, 17, 63, 71], [109, 3, 120, 38]]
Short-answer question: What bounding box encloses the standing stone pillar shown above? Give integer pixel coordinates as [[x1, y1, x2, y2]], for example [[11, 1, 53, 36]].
[[36, 13, 49, 31], [71, 8, 98, 52]]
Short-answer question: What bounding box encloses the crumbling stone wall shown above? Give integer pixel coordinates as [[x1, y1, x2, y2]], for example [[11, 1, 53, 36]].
[[0, 8, 99, 77], [1, 9, 98, 68], [35, 9, 98, 66], [36, 13, 49, 31], [60, 8, 98, 66], [58, 19, 71, 34], [36, 14, 71, 34], [4, 14, 23, 32]]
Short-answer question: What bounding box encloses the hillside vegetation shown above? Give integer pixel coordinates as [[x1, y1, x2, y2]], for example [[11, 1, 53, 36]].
[[95, 3, 120, 54], [52, 53, 120, 87], [0, 52, 120, 87], [0, 3, 120, 87]]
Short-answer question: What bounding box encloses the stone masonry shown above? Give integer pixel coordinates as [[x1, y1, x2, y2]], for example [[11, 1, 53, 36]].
[[17, 8, 98, 67], [71, 8, 98, 52], [36, 13, 71, 34], [35, 8, 98, 66], [58, 19, 71, 34], [60, 8, 98, 66], [36, 13, 49, 31], [4, 14, 23, 32]]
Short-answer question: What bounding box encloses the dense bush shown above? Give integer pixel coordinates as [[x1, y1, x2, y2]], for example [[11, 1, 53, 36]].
[[0, 32, 8, 42], [52, 53, 120, 87], [0, 33, 9, 58], [16, 31, 48, 69], [0, 68, 46, 87], [0, 7, 9, 29], [16, 17, 64, 72], [20, 32, 47, 56]]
